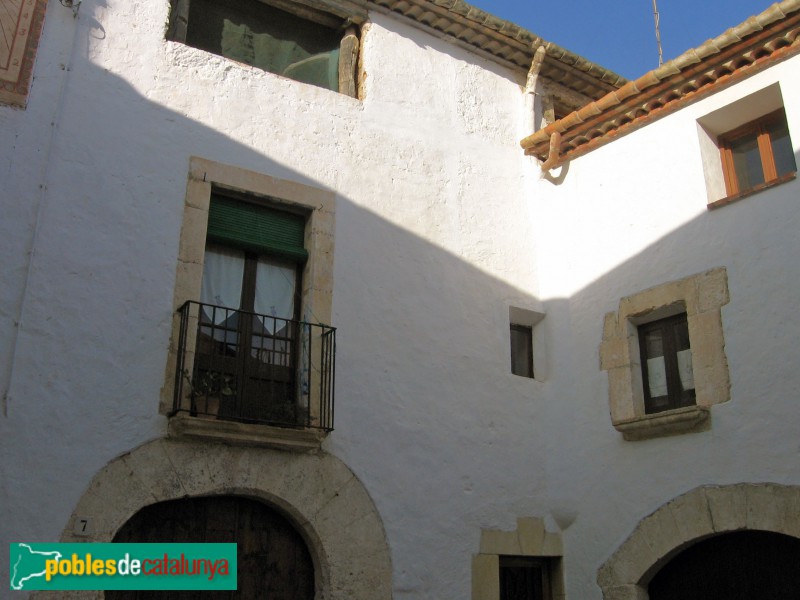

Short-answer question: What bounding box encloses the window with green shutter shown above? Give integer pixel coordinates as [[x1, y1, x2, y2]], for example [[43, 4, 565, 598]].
[[195, 195, 307, 425], [207, 193, 308, 262]]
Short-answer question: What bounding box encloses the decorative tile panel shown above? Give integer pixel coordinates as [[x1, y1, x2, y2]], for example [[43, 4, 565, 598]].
[[1, 0, 47, 108]]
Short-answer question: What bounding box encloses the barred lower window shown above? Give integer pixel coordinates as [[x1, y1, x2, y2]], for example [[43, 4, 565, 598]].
[[499, 556, 554, 600]]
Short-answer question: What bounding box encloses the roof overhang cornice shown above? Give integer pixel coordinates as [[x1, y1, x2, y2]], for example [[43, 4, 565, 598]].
[[368, 0, 626, 100], [521, 0, 800, 164]]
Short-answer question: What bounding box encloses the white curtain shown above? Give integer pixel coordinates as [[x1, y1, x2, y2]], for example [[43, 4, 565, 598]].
[[254, 258, 296, 334], [201, 245, 245, 323], [647, 356, 668, 398]]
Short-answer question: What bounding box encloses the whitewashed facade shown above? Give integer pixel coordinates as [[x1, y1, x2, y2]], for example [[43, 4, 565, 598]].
[[2, 0, 799, 598]]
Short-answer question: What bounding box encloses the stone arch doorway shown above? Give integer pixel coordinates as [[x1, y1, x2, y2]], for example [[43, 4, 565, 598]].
[[598, 483, 800, 599], [648, 530, 800, 600], [59, 438, 392, 600], [106, 495, 315, 600]]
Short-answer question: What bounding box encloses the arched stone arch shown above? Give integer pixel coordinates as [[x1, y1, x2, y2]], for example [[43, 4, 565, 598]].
[[57, 438, 392, 600], [597, 483, 800, 600]]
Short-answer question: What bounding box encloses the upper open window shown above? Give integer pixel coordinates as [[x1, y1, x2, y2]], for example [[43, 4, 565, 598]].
[[167, 0, 361, 96], [698, 83, 796, 207], [719, 109, 796, 198]]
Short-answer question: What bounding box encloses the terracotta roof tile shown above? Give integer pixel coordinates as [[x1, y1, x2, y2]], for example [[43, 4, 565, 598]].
[[370, 0, 626, 100], [522, 0, 800, 164]]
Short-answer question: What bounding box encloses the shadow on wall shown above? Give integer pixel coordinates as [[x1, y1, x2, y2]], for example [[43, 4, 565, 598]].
[[3, 13, 799, 596], [2, 36, 550, 598]]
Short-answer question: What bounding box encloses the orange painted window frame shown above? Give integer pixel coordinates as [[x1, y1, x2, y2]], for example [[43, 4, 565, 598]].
[[718, 109, 795, 197]]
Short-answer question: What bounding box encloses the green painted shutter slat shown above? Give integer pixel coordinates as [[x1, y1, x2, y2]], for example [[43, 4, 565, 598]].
[[207, 195, 308, 262]]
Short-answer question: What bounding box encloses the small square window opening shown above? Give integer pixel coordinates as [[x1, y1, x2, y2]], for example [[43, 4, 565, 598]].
[[510, 324, 534, 379], [719, 109, 796, 197]]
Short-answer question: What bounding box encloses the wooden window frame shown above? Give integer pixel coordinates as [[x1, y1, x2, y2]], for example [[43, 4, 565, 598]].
[[194, 194, 308, 427], [638, 313, 695, 415], [718, 109, 796, 197]]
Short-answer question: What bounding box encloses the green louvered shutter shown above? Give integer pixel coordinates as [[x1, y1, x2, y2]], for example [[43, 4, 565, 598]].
[[207, 194, 308, 262]]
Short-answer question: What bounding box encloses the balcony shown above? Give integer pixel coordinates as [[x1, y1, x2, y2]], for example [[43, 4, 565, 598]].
[[171, 301, 335, 439]]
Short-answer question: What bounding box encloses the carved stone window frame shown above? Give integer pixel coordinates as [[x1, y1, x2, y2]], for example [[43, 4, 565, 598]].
[[599, 268, 730, 441], [472, 517, 565, 600], [161, 157, 335, 450]]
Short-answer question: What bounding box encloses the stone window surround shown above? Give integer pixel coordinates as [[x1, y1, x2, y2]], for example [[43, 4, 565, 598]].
[[160, 156, 335, 450], [597, 483, 800, 600], [472, 517, 565, 600], [599, 267, 730, 441]]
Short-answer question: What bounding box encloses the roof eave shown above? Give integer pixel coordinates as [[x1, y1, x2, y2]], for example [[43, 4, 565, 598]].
[[521, 0, 800, 163], [368, 0, 627, 100]]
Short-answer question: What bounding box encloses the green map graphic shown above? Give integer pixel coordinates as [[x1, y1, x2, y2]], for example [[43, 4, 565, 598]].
[[10, 543, 62, 590]]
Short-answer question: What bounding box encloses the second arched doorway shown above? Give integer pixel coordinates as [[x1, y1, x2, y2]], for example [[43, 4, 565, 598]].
[[648, 530, 800, 600]]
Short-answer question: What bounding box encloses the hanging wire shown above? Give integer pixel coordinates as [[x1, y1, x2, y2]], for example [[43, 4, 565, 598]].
[[652, 0, 664, 66]]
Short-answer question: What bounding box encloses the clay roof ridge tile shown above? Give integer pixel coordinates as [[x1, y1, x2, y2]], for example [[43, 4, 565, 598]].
[[577, 101, 602, 120], [633, 70, 660, 90], [614, 81, 640, 102], [519, 0, 800, 156], [594, 92, 622, 113]]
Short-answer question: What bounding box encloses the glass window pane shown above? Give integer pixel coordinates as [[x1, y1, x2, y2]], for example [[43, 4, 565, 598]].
[[254, 257, 296, 331], [767, 120, 797, 178], [643, 329, 667, 398], [644, 329, 664, 358], [730, 134, 765, 191], [646, 355, 668, 398], [676, 349, 694, 392], [673, 319, 694, 392], [674, 319, 690, 352]]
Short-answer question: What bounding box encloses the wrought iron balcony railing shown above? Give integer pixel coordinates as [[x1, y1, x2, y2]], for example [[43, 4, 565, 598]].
[[172, 301, 335, 431]]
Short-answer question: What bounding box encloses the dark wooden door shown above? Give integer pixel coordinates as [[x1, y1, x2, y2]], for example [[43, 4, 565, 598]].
[[107, 496, 314, 600]]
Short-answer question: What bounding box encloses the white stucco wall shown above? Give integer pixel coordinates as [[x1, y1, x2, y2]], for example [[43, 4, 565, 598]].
[[1, 2, 544, 598], [532, 56, 800, 599], [3, 0, 799, 598]]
